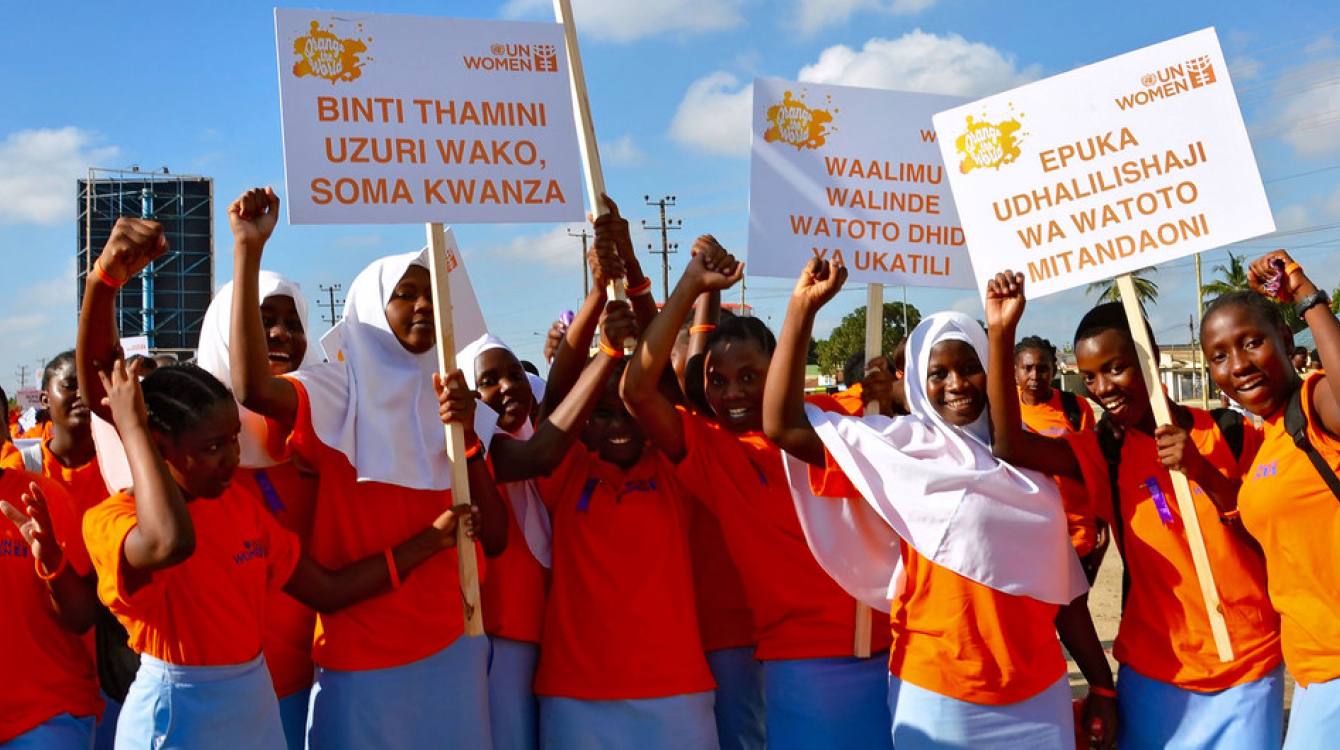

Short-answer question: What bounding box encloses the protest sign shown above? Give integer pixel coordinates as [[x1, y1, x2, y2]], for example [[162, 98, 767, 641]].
[[748, 78, 972, 288], [933, 27, 1273, 300], [275, 9, 585, 225], [120, 336, 149, 359], [15, 390, 41, 410]]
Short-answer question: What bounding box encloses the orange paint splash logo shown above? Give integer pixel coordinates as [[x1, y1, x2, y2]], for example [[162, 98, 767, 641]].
[[764, 91, 837, 150], [293, 21, 372, 84], [954, 114, 1024, 174]]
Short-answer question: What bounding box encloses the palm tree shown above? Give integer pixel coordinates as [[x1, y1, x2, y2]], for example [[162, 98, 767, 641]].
[[1201, 252, 1250, 301], [1086, 266, 1159, 309]]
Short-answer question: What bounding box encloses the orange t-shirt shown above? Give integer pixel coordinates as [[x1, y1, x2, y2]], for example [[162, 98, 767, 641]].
[[277, 378, 474, 671], [677, 410, 890, 661], [831, 384, 864, 417], [237, 463, 320, 698], [21, 422, 51, 440], [0, 441, 21, 470], [689, 496, 756, 652], [1239, 374, 1340, 686], [1020, 390, 1098, 557], [481, 476, 549, 645], [38, 442, 105, 515], [533, 446, 714, 700], [83, 483, 300, 667], [0, 469, 102, 743], [1062, 410, 1281, 691], [807, 453, 1065, 704]]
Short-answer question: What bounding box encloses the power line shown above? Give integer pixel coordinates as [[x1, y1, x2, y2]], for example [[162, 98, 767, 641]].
[[642, 195, 682, 302], [318, 284, 344, 327], [567, 228, 593, 297]]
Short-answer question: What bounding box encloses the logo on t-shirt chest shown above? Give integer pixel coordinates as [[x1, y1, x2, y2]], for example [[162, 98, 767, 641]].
[[0, 537, 31, 559], [233, 539, 266, 565], [1247, 460, 1279, 482]]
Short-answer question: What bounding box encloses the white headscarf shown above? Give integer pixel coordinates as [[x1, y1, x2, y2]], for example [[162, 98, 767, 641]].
[[292, 249, 497, 491], [784, 311, 1088, 609], [196, 272, 322, 468], [457, 332, 553, 568]]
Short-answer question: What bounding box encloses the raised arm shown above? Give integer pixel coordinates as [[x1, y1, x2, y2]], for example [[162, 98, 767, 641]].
[[228, 187, 298, 423], [622, 237, 743, 462], [597, 195, 657, 330], [984, 271, 1082, 479], [762, 258, 848, 466], [538, 278, 606, 422], [491, 302, 638, 482], [432, 369, 507, 558], [77, 218, 169, 424], [101, 359, 196, 576]]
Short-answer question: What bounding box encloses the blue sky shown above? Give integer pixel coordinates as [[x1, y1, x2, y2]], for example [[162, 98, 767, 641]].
[[3, 0, 1339, 397]]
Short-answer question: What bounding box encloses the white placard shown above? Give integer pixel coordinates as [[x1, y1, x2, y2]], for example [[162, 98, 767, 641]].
[[319, 229, 487, 362], [120, 336, 150, 359], [932, 28, 1274, 299], [747, 78, 973, 288], [15, 390, 41, 410], [275, 9, 585, 225]]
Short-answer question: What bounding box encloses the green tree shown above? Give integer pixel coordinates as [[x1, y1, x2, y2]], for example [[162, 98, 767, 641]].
[[1086, 266, 1159, 309], [815, 302, 921, 376], [1201, 252, 1251, 301]]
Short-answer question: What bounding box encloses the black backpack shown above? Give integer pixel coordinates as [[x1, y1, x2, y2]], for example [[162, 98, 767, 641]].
[[1058, 390, 1084, 433]]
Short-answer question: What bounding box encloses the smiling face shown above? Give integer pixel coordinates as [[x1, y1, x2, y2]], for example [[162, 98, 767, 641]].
[[704, 337, 770, 434], [581, 371, 644, 468], [1014, 347, 1056, 403], [156, 400, 242, 500], [42, 359, 90, 434], [924, 339, 987, 426], [384, 265, 435, 354], [475, 347, 533, 433], [1202, 303, 1297, 417], [1075, 329, 1150, 429], [260, 294, 307, 376]]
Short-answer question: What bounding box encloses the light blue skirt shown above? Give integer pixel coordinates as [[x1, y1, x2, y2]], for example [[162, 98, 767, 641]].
[[115, 653, 285, 750], [2, 713, 95, 750], [488, 637, 540, 750], [539, 692, 718, 750], [763, 655, 893, 750], [306, 635, 491, 750], [92, 693, 119, 750], [706, 647, 766, 750], [1117, 663, 1284, 749], [1284, 673, 1340, 749], [277, 687, 310, 750], [888, 673, 1072, 749]]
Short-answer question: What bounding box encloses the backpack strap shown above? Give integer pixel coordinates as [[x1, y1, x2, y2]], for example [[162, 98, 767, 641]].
[[1284, 384, 1340, 501], [1096, 415, 1132, 609], [1059, 390, 1083, 432], [1209, 407, 1245, 462]]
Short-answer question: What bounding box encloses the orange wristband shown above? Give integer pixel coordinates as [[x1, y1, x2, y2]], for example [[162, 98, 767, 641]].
[[35, 553, 68, 581], [384, 548, 401, 589], [598, 340, 625, 359], [1284, 262, 1302, 278], [93, 259, 128, 289], [1088, 685, 1117, 699], [463, 436, 483, 460], [689, 324, 716, 335], [1219, 508, 1242, 524], [625, 278, 652, 296]]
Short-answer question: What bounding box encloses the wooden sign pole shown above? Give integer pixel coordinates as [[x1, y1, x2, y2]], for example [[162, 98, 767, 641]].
[[426, 222, 484, 636], [852, 283, 883, 659], [1115, 273, 1232, 661]]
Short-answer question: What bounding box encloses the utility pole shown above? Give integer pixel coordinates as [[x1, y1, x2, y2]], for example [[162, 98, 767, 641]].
[[318, 283, 344, 327], [642, 195, 681, 302], [16, 365, 29, 392], [568, 228, 593, 297]]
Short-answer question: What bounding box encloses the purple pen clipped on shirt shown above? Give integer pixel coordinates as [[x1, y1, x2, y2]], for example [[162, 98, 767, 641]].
[[1145, 477, 1176, 526], [560, 310, 575, 327]]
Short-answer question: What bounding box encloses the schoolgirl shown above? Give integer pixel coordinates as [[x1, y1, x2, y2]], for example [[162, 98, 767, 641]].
[[986, 270, 1283, 749], [1199, 250, 1340, 747], [622, 243, 894, 750], [763, 259, 1113, 749]]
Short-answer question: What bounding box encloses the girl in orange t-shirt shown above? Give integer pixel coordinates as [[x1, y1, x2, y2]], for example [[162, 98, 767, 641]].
[[764, 260, 1114, 749], [1200, 251, 1340, 748], [76, 216, 476, 750], [987, 272, 1283, 749], [624, 243, 893, 750]]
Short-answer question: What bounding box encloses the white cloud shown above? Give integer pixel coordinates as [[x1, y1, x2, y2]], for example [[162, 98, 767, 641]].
[[604, 134, 647, 167], [15, 258, 76, 309], [0, 128, 120, 226], [797, 31, 1041, 95], [1228, 55, 1263, 83], [669, 31, 1036, 158], [789, 0, 937, 36], [951, 295, 982, 316], [502, 0, 746, 43], [1276, 78, 1340, 157], [333, 233, 384, 249], [668, 72, 754, 157]]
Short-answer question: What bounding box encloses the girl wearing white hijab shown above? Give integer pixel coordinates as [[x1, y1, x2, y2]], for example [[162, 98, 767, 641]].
[[225, 187, 507, 749], [196, 270, 322, 750], [763, 259, 1117, 749]]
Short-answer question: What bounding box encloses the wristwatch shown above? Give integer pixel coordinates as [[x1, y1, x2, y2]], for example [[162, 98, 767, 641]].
[[1295, 289, 1330, 318]]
